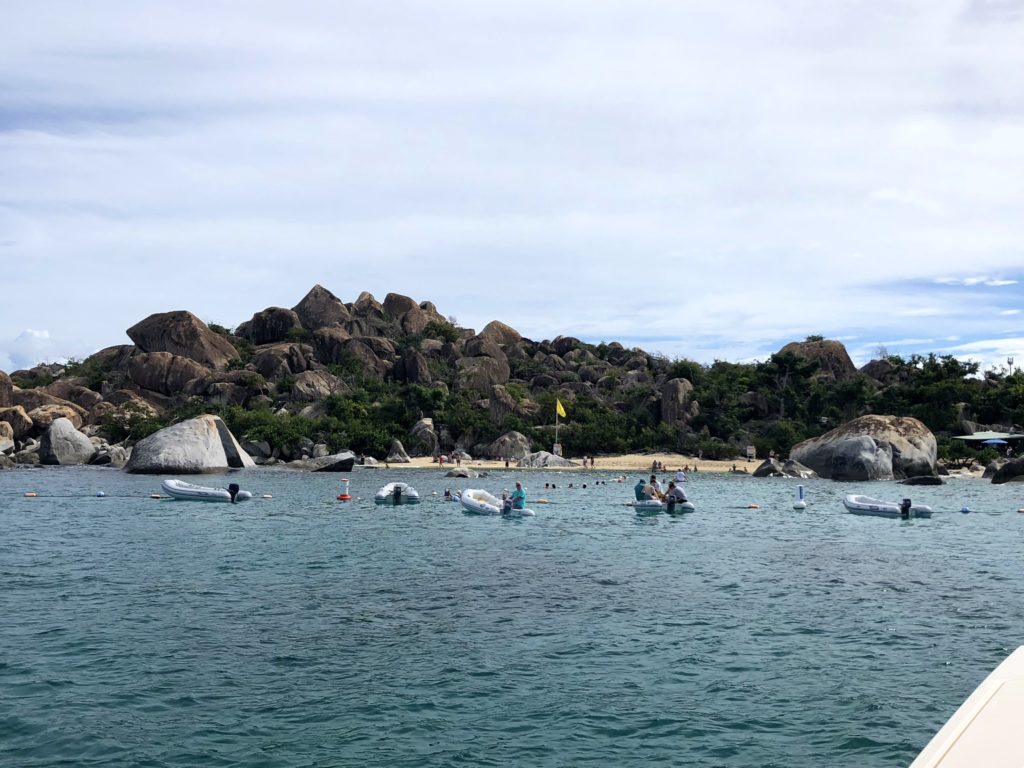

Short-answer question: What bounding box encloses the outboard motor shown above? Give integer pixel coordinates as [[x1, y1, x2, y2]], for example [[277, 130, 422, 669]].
[[502, 497, 513, 514], [900, 498, 912, 519], [228, 483, 240, 504], [394, 486, 402, 504], [666, 497, 677, 513]]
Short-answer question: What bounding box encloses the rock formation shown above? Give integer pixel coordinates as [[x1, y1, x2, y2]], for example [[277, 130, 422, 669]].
[[124, 414, 254, 474], [126, 311, 238, 369], [789, 415, 937, 481], [39, 417, 97, 465]]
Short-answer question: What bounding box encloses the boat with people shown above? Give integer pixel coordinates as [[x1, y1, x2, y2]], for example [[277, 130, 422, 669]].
[[374, 482, 421, 505], [910, 645, 1024, 766], [460, 488, 535, 517], [628, 499, 696, 514], [161, 478, 253, 503], [843, 494, 932, 518]]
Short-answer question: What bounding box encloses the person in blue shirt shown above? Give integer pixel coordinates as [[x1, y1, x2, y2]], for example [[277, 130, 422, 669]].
[[510, 481, 526, 510], [634, 478, 646, 501]]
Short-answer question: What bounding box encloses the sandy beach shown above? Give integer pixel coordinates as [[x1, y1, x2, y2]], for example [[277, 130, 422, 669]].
[[404, 452, 754, 474]]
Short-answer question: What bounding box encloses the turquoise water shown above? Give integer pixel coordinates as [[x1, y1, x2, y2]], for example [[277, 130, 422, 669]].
[[2, 466, 1024, 767]]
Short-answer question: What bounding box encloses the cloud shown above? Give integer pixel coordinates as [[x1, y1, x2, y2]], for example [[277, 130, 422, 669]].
[[2, 1, 1023, 368], [2, 329, 60, 371]]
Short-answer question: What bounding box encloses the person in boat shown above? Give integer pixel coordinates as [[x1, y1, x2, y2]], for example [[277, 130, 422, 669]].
[[665, 481, 688, 504], [642, 478, 661, 501], [634, 478, 646, 501], [648, 474, 664, 498], [510, 481, 526, 510]]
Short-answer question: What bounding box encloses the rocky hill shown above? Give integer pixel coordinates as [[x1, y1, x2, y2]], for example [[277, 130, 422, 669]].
[[1, 284, 1021, 470]]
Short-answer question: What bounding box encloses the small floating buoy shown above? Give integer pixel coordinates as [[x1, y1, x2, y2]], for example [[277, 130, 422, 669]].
[[262, 494, 273, 500], [336, 478, 352, 502], [1018, 508, 1024, 513], [961, 506, 971, 514], [793, 484, 806, 510], [24, 491, 38, 497], [149, 494, 162, 499], [747, 503, 760, 509], [96, 491, 106, 497]]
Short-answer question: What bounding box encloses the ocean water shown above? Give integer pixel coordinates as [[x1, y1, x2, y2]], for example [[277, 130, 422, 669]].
[[2, 465, 1023, 767]]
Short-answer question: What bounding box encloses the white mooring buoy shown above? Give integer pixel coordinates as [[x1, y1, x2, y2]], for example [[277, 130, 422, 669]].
[[793, 484, 807, 510]]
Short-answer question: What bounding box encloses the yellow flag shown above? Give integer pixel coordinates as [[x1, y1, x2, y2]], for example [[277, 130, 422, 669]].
[[556, 399, 566, 418]]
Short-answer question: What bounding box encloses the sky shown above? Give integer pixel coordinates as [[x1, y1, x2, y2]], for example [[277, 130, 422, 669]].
[[2, 0, 1022, 375]]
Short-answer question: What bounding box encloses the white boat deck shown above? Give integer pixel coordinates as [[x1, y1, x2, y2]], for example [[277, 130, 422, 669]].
[[910, 645, 1024, 767]]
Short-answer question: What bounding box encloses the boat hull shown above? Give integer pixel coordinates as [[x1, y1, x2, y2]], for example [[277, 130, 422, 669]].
[[843, 495, 932, 518], [374, 482, 422, 505], [460, 489, 535, 516], [161, 479, 252, 503], [629, 499, 695, 514]]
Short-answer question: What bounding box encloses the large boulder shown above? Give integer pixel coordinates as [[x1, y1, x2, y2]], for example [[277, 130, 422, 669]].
[[0, 420, 14, 455], [288, 451, 357, 472], [41, 381, 103, 411], [126, 311, 239, 370], [124, 414, 255, 474], [484, 431, 532, 459], [661, 378, 699, 425], [778, 339, 857, 381], [287, 370, 341, 401], [991, 459, 1024, 484], [386, 440, 411, 463], [292, 284, 351, 331], [408, 418, 438, 456], [128, 352, 211, 396], [28, 404, 85, 432], [392, 347, 432, 385], [0, 370, 12, 407], [250, 343, 313, 381], [790, 415, 937, 481], [480, 320, 522, 347], [518, 451, 578, 468], [236, 307, 303, 345], [0, 406, 34, 440], [312, 326, 353, 364], [456, 356, 510, 395], [39, 417, 96, 465]]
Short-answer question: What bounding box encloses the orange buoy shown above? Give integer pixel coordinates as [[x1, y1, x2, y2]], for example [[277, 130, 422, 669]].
[[337, 478, 352, 502], [747, 503, 760, 509], [24, 491, 38, 497]]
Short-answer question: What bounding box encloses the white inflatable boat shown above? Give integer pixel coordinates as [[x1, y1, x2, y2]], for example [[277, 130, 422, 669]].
[[628, 498, 695, 514], [843, 494, 932, 518], [161, 478, 252, 503], [460, 489, 535, 517], [374, 482, 421, 505]]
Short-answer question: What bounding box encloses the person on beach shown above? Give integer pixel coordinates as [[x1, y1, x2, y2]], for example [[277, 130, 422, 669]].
[[510, 481, 526, 510], [634, 478, 646, 501]]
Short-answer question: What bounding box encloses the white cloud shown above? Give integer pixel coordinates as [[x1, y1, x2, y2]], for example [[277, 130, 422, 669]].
[[1, 1, 1023, 367]]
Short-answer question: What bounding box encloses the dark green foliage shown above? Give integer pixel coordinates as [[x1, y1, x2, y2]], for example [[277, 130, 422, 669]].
[[286, 327, 311, 344], [63, 356, 113, 391], [423, 320, 459, 344]]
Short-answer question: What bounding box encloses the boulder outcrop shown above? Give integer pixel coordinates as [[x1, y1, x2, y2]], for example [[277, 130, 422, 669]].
[[39, 417, 96, 465], [386, 440, 411, 463], [292, 284, 351, 331], [124, 414, 255, 474], [991, 459, 1024, 484], [789, 415, 937, 481], [485, 431, 532, 459], [408, 418, 438, 456], [236, 307, 303, 345], [0, 370, 12, 407], [518, 451, 577, 468], [778, 339, 857, 381], [128, 352, 211, 396], [126, 311, 238, 369], [288, 451, 357, 472], [0, 406, 34, 440], [661, 378, 699, 425]]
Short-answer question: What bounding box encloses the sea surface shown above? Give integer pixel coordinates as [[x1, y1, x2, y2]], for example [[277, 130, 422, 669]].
[[2, 465, 1023, 767]]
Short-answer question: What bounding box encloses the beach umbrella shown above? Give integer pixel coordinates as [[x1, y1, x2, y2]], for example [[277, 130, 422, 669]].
[[981, 438, 1008, 445]]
